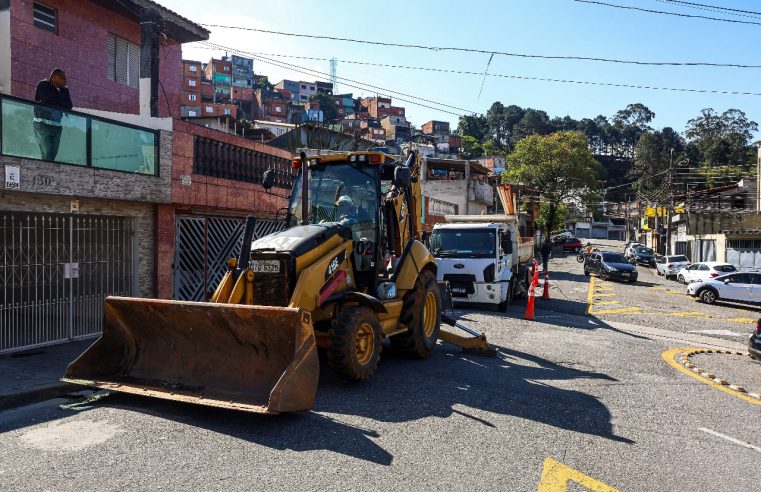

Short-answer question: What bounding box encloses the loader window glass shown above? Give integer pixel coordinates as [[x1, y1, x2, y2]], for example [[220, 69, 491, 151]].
[[288, 163, 379, 271], [430, 229, 496, 258]]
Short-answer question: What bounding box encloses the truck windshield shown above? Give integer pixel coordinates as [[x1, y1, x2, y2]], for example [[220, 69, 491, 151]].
[[430, 229, 496, 258]]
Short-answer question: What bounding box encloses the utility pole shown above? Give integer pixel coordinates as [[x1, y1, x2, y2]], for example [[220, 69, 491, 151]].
[[665, 148, 674, 256]]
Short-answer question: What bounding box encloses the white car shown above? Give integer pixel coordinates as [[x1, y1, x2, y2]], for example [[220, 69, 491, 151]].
[[655, 255, 690, 278], [687, 272, 761, 304], [624, 242, 642, 258], [676, 262, 738, 284]]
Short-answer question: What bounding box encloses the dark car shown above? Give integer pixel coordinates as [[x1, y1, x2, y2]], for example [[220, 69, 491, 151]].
[[584, 251, 638, 283], [560, 237, 583, 253], [632, 246, 655, 266], [749, 319, 761, 361]]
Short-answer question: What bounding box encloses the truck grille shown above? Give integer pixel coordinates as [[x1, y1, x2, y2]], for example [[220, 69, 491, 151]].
[[443, 274, 476, 298]]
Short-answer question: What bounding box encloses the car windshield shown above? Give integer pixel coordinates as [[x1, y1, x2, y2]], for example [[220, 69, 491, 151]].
[[714, 264, 737, 273], [668, 256, 688, 262], [602, 253, 628, 263], [430, 229, 496, 258], [636, 247, 653, 255]]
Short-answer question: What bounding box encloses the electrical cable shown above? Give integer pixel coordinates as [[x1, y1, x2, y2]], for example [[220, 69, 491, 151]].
[[189, 45, 761, 98], [573, 0, 761, 26], [654, 1, 761, 18], [198, 25, 761, 68]]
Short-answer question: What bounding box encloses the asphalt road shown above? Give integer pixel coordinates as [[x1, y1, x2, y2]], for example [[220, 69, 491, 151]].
[[1, 240, 760, 491]]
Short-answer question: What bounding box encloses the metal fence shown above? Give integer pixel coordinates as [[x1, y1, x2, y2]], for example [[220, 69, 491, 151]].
[[1, 212, 134, 353], [174, 215, 287, 301]]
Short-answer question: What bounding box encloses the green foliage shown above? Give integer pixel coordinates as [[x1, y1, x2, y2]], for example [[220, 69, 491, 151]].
[[536, 202, 571, 234], [460, 135, 484, 158], [309, 93, 339, 122], [504, 131, 602, 234], [685, 108, 758, 168], [457, 114, 488, 141], [630, 127, 685, 200]]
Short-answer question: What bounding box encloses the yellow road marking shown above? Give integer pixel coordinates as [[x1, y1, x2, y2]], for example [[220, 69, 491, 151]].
[[666, 311, 709, 318], [662, 348, 761, 406], [590, 307, 643, 315], [594, 301, 620, 306], [538, 457, 620, 492], [667, 290, 685, 295], [585, 275, 596, 315], [727, 317, 757, 323], [593, 293, 617, 297]]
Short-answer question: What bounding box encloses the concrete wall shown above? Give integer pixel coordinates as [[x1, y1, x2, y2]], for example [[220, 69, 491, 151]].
[[9, 0, 181, 117], [0, 130, 172, 203], [0, 191, 155, 297]]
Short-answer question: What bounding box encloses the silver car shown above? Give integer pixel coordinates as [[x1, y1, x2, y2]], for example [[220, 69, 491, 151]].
[[655, 255, 690, 279]]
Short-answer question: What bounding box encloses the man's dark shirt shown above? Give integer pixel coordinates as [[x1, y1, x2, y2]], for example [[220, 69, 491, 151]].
[[540, 243, 552, 257], [34, 80, 73, 123]]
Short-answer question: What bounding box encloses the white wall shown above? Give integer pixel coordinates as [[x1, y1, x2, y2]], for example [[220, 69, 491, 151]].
[[423, 180, 468, 216], [0, 8, 11, 94]]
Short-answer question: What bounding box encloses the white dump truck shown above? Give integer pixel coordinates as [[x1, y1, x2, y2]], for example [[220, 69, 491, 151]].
[[430, 215, 535, 311]]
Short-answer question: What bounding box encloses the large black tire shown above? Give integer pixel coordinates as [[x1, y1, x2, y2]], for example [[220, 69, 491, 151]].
[[391, 270, 441, 358], [327, 306, 382, 381]]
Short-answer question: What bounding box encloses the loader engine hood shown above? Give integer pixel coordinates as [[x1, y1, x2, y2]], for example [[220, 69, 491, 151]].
[[251, 223, 351, 256], [247, 223, 351, 307]]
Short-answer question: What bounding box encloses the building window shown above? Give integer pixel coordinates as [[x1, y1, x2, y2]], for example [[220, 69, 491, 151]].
[[223, 66, 230, 72], [33, 2, 57, 34], [188, 110, 197, 117], [206, 106, 213, 113], [275, 106, 282, 112], [107, 34, 140, 88], [223, 108, 231, 115], [300, 95, 307, 100], [188, 94, 197, 102], [189, 65, 198, 72], [301, 85, 306, 89], [188, 79, 197, 87], [310, 86, 315, 91]]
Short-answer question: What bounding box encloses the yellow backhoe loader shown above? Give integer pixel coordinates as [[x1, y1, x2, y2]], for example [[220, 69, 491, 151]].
[[62, 150, 495, 414]]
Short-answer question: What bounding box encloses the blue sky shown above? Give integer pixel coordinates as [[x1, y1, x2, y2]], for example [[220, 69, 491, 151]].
[[162, 0, 761, 136]]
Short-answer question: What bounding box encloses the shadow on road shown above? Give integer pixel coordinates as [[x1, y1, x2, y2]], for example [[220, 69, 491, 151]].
[[1, 338, 634, 466]]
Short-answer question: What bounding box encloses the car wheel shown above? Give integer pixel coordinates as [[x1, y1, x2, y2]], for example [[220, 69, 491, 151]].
[[628, 278, 636, 283], [584, 267, 590, 276], [677, 274, 686, 284], [699, 289, 718, 304], [574, 247, 580, 253]]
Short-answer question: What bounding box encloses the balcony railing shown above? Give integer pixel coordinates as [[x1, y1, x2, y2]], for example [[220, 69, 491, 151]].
[[0, 94, 159, 175]]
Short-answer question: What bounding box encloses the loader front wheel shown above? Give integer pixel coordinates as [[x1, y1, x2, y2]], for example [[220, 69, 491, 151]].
[[327, 306, 382, 381], [392, 270, 441, 358]]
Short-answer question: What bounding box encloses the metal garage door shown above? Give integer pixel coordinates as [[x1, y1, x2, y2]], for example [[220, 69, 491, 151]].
[[174, 215, 287, 301], [726, 239, 761, 268], [1, 212, 134, 353]]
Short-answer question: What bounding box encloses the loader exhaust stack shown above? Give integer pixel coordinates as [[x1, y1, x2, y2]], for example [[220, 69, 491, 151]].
[[62, 297, 319, 414]]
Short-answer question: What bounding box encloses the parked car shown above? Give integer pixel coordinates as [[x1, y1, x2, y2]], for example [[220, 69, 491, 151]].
[[655, 255, 691, 278], [631, 246, 656, 266], [686, 272, 761, 305], [551, 230, 574, 242], [749, 319, 761, 361], [676, 262, 737, 284], [559, 237, 583, 253], [584, 251, 638, 283]]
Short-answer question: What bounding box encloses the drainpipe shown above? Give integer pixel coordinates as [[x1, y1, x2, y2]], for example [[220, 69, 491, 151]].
[[139, 8, 161, 117]]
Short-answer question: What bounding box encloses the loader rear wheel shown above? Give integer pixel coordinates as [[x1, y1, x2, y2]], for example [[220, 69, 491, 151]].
[[391, 270, 441, 358], [327, 306, 382, 381]]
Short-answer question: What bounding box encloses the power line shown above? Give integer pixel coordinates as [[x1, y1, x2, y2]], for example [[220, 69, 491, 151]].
[[656, 1, 761, 18], [188, 46, 761, 98], [199, 42, 472, 116], [574, 0, 761, 26], [199, 25, 761, 69]]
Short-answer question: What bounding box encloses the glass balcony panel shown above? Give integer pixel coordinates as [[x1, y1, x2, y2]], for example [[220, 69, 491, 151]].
[[1, 98, 87, 165], [90, 119, 156, 175]]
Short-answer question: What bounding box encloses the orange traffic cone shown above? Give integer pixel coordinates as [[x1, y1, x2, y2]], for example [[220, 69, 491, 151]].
[[524, 279, 536, 320], [532, 262, 540, 287], [542, 271, 550, 300]]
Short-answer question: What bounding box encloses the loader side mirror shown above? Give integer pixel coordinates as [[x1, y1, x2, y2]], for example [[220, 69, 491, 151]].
[[262, 169, 276, 190], [393, 166, 411, 189]]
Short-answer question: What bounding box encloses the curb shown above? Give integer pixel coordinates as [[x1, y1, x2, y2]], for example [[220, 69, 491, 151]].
[[0, 382, 80, 411], [676, 348, 760, 400]]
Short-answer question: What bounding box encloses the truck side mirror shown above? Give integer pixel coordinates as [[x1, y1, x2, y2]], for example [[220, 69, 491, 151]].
[[393, 166, 411, 189], [501, 232, 512, 255], [262, 169, 275, 190]]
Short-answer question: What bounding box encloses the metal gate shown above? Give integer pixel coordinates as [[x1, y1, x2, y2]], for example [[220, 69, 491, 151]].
[[726, 239, 761, 268], [1, 212, 134, 353], [174, 215, 287, 301]]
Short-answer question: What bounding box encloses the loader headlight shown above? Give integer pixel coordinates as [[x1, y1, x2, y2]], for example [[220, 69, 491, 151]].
[[376, 282, 397, 300]]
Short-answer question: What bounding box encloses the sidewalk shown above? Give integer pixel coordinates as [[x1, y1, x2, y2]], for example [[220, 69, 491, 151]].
[[0, 338, 95, 410]]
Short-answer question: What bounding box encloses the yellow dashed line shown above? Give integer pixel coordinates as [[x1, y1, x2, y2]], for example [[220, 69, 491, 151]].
[[594, 301, 620, 306], [593, 293, 617, 297], [727, 317, 757, 323], [591, 307, 644, 315], [662, 348, 761, 406], [585, 275, 596, 315]]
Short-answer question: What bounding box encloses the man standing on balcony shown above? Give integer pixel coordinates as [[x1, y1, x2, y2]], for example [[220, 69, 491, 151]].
[[34, 68, 73, 161]]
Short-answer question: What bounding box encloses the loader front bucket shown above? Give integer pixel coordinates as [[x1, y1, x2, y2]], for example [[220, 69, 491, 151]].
[[62, 297, 319, 414]]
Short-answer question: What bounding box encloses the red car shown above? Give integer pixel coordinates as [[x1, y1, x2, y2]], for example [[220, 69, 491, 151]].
[[560, 237, 583, 253]]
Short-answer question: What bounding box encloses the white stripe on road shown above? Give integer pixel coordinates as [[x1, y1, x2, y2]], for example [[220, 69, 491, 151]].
[[698, 427, 761, 454], [688, 330, 746, 337]]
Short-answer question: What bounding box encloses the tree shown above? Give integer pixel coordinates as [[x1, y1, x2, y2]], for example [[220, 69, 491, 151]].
[[685, 108, 758, 168], [612, 103, 655, 159], [460, 135, 484, 158], [504, 131, 601, 235], [630, 128, 685, 201], [308, 93, 339, 122], [457, 114, 488, 141]]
